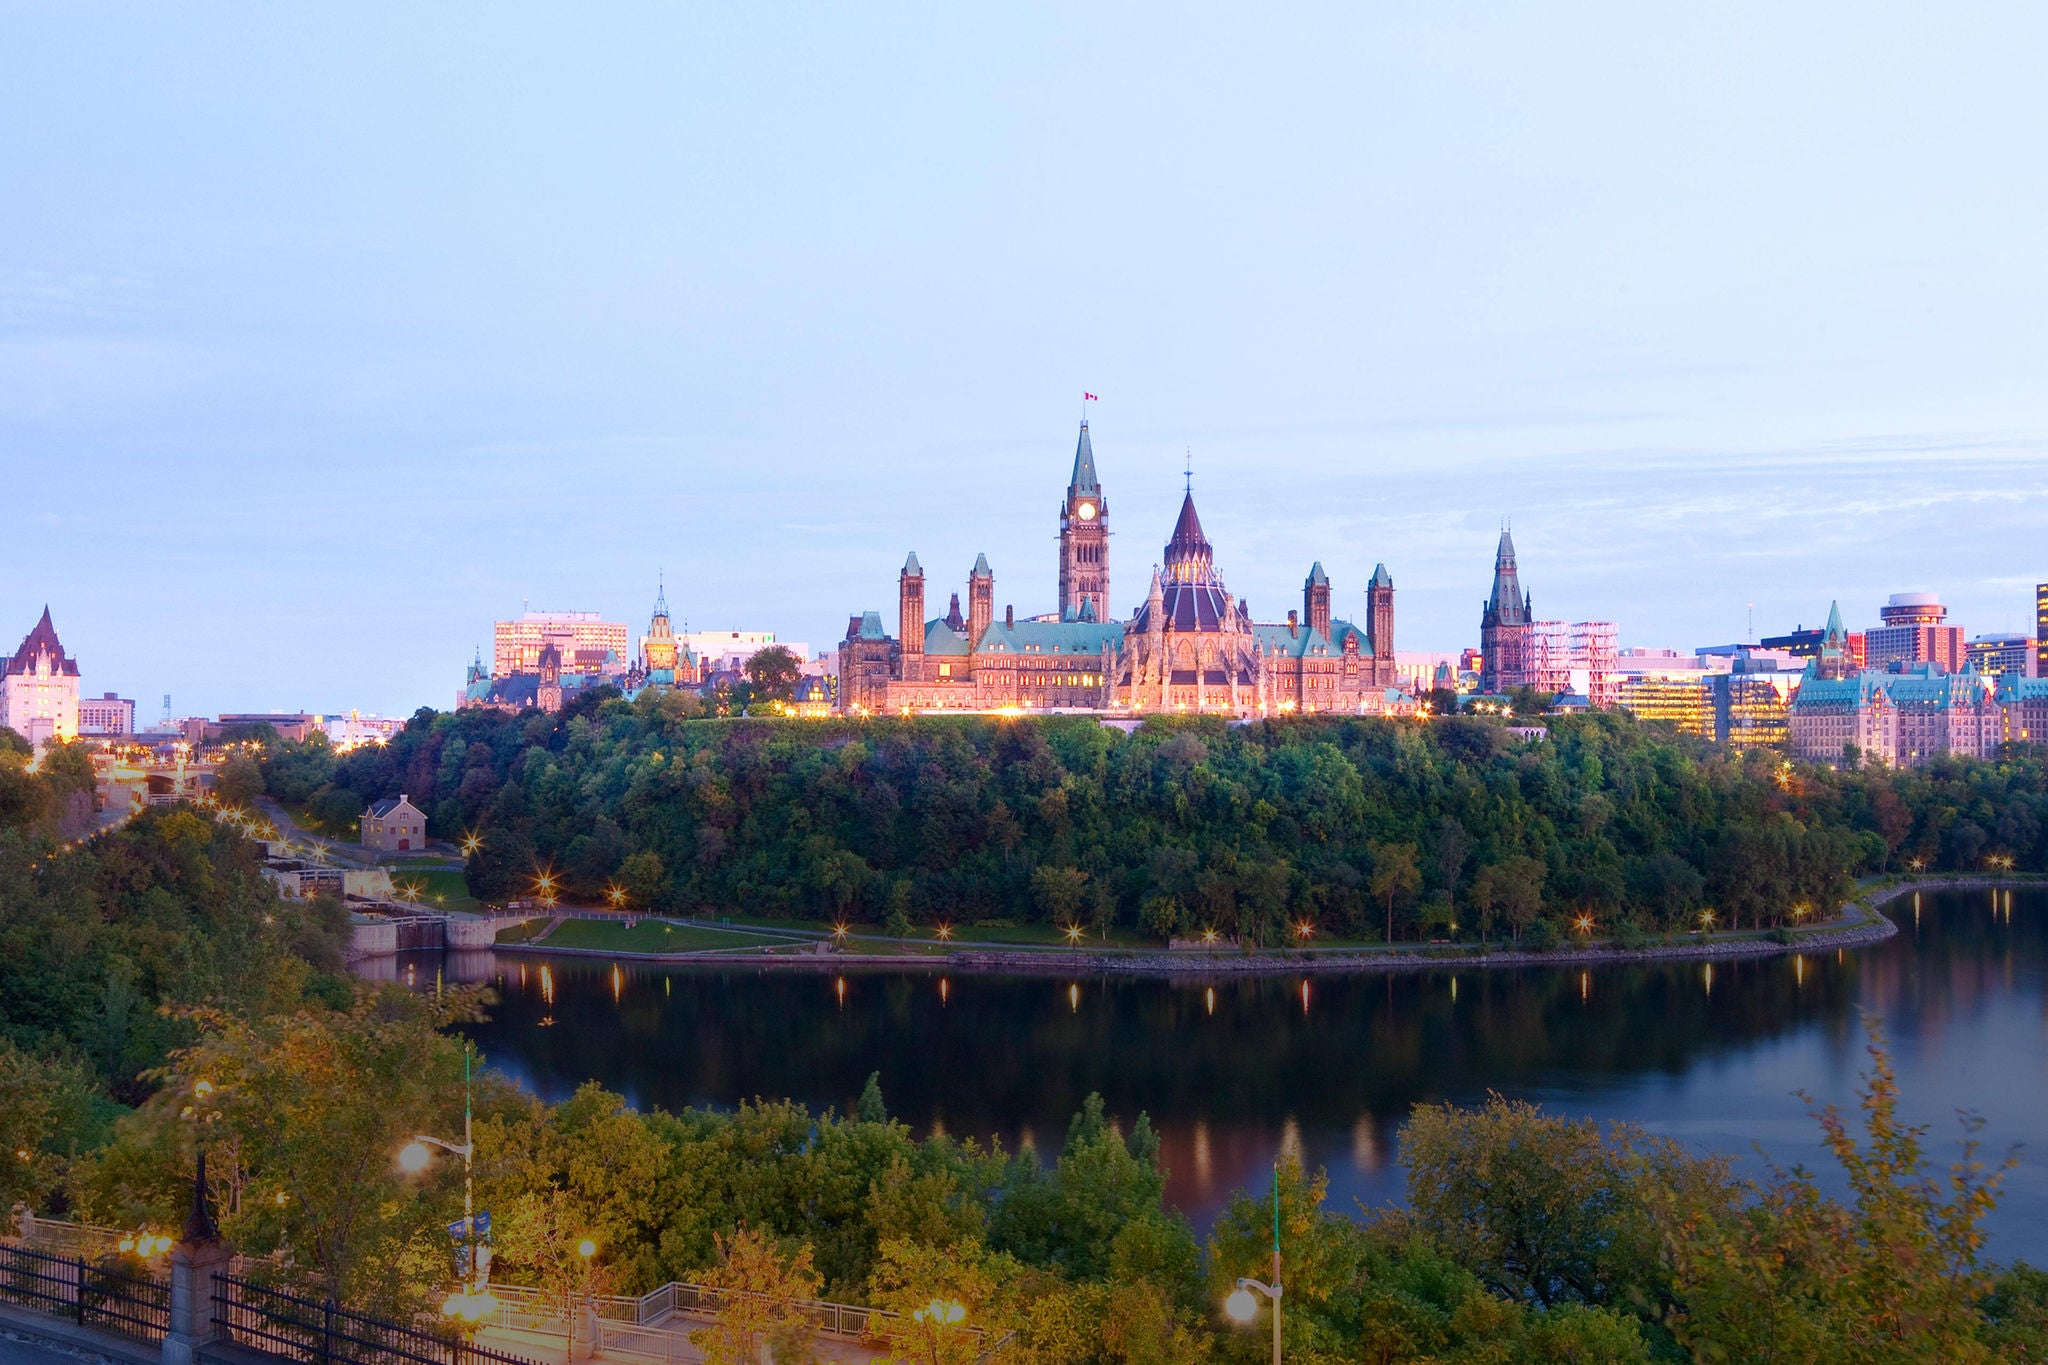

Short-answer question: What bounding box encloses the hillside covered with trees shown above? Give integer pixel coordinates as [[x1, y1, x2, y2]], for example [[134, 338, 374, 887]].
[[258, 700, 2047, 941]]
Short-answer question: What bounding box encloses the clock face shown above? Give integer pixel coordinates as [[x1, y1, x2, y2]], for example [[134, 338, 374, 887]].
[[1077, 501, 1097, 521]]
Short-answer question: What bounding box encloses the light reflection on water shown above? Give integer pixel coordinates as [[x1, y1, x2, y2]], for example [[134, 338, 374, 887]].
[[373, 889, 2048, 1260]]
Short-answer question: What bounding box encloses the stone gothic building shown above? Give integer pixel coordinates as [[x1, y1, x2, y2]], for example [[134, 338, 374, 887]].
[[1478, 529, 1534, 693], [838, 420, 1405, 717]]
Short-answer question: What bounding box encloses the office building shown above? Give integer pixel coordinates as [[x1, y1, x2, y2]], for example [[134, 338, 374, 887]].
[[1863, 592, 1966, 673], [78, 692, 136, 737], [1968, 634, 2034, 678], [492, 610, 630, 680]]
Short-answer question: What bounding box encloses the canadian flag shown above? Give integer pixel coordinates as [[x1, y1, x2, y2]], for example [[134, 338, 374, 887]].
[[1083, 392, 1098, 402]]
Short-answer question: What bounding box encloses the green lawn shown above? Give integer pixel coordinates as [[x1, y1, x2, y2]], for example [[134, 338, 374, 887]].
[[389, 868, 480, 913], [502, 918, 813, 954]]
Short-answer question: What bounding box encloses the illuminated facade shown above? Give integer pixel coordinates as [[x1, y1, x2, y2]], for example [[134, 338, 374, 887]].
[[838, 421, 1402, 716], [1616, 676, 1711, 738], [491, 611, 629, 680], [1968, 634, 2033, 678], [1863, 593, 1966, 673], [0, 608, 80, 747], [2037, 582, 2047, 679], [1790, 664, 2003, 767], [78, 692, 136, 737]]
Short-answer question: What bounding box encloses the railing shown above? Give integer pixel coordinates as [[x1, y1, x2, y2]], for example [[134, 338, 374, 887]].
[[211, 1273, 545, 1365], [0, 1240, 171, 1344], [7, 1212, 128, 1258]]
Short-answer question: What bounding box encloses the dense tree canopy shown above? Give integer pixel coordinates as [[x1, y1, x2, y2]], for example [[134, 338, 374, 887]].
[[259, 704, 2048, 939]]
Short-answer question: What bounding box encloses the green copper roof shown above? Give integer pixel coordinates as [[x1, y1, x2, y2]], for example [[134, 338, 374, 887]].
[[903, 551, 924, 577], [923, 620, 971, 656], [1306, 561, 1329, 587], [1824, 599, 1845, 640], [972, 552, 992, 578], [1069, 421, 1100, 497], [972, 618, 1122, 656], [1369, 562, 1393, 588]]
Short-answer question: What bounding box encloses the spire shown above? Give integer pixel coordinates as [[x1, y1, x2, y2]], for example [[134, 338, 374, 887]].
[[1824, 599, 1845, 643], [1163, 491, 1216, 584], [1069, 421, 1100, 497], [1369, 562, 1393, 588], [1484, 529, 1528, 627], [652, 573, 670, 621], [6, 606, 76, 677], [182, 1147, 220, 1245], [902, 551, 923, 577], [971, 552, 992, 578], [1306, 561, 1329, 587]]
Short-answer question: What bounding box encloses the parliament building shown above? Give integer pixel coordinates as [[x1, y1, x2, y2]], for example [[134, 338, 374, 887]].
[[838, 421, 1408, 717]]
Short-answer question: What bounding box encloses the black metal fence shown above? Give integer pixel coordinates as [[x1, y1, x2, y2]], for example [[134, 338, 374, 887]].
[[0, 1240, 171, 1343], [211, 1274, 544, 1365]]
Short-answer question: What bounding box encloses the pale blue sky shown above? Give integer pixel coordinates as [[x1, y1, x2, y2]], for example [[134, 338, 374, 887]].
[[4, 4, 2046, 716]]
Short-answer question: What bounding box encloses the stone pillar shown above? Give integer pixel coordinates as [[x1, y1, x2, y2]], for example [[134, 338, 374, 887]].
[[163, 1153, 229, 1365]]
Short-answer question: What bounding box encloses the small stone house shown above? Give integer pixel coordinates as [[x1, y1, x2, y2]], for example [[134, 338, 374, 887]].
[[361, 794, 428, 852]]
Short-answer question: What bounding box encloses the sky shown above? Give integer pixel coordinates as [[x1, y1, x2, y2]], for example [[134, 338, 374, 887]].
[[3, 3, 2046, 718]]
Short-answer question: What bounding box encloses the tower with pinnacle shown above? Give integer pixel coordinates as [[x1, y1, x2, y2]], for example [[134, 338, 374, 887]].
[[1479, 528, 1533, 693], [1058, 421, 1109, 622]]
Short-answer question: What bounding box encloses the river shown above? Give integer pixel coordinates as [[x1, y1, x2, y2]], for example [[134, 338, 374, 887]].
[[372, 886, 2048, 1263]]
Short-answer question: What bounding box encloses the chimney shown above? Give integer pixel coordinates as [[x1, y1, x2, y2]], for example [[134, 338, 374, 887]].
[[1005, 604, 1014, 627], [847, 614, 862, 640], [1287, 610, 1299, 639]]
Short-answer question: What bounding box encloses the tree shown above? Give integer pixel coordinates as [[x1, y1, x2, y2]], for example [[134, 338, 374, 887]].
[[745, 647, 804, 705], [1470, 855, 1545, 944], [1401, 1093, 1733, 1311], [1367, 842, 1421, 944], [869, 1237, 1016, 1365], [84, 986, 485, 1311], [216, 752, 267, 809], [689, 1227, 823, 1365], [1665, 1023, 2021, 1364], [1031, 866, 1090, 930]]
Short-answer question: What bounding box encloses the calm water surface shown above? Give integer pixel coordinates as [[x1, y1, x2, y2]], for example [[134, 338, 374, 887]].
[[378, 888, 2048, 1262]]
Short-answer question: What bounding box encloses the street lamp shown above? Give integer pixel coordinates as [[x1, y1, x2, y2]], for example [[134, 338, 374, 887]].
[[1225, 1163, 1284, 1364], [402, 1043, 493, 1315]]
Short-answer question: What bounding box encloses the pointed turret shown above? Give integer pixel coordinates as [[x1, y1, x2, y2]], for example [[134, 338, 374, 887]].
[[1163, 492, 1216, 584], [1483, 530, 1528, 628], [1307, 561, 1328, 586], [1369, 563, 1393, 589], [903, 551, 923, 577], [1824, 599, 1845, 644], [1068, 421, 1100, 497]]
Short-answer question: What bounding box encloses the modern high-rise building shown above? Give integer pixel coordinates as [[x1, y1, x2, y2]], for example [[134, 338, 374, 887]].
[[491, 610, 630, 680], [78, 693, 136, 736], [1968, 634, 2034, 678], [1616, 675, 1711, 738], [0, 609, 80, 747], [2037, 582, 2047, 678], [1863, 592, 1966, 673]]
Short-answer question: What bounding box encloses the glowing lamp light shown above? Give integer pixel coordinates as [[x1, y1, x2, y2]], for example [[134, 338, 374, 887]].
[[1065, 924, 1084, 944], [1201, 927, 1219, 944], [1294, 921, 1314, 940], [936, 923, 952, 941], [1224, 1288, 1259, 1324], [397, 1142, 433, 1174], [193, 1080, 214, 1099], [1574, 914, 1594, 936], [913, 1299, 966, 1326], [577, 1239, 598, 1259]]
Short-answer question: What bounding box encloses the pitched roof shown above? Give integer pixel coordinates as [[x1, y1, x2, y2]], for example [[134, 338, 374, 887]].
[[971, 618, 1122, 657], [1069, 421, 1100, 496], [1369, 562, 1394, 589], [365, 796, 421, 819], [924, 619, 972, 656], [859, 611, 888, 641], [1306, 562, 1329, 587], [972, 552, 992, 578], [1484, 531, 1527, 627], [5, 607, 78, 677], [902, 551, 923, 577]]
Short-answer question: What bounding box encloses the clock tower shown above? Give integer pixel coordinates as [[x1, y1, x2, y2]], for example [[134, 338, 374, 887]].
[[1058, 420, 1109, 621]]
